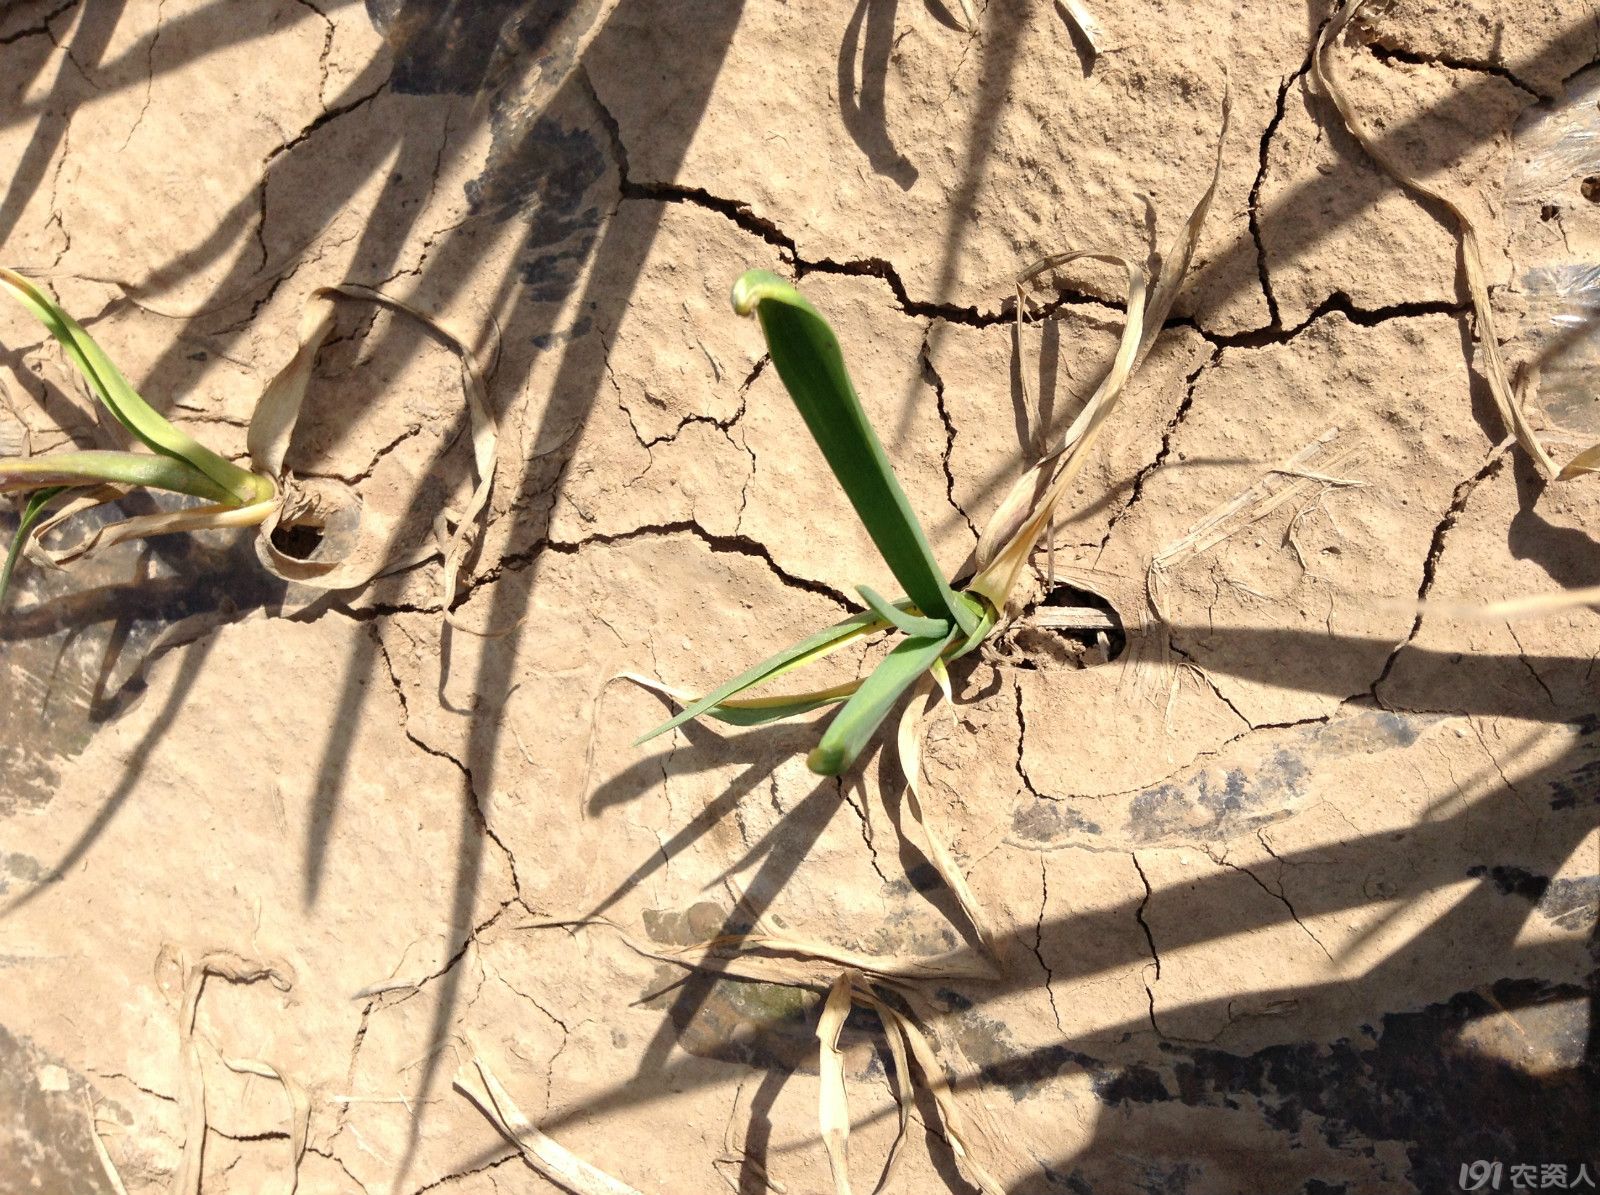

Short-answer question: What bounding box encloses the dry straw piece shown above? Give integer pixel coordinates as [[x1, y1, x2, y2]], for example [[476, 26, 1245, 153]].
[[454, 1049, 644, 1195], [895, 673, 1001, 964], [249, 285, 500, 616], [1145, 425, 1362, 617], [84, 1093, 131, 1195], [1312, 0, 1600, 481], [1406, 583, 1600, 619], [816, 973, 858, 1194], [814, 970, 1007, 1195], [523, 915, 1010, 1192], [1059, 0, 1107, 59], [972, 94, 1230, 612], [533, 914, 996, 989], [170, 949, 300, 1195]]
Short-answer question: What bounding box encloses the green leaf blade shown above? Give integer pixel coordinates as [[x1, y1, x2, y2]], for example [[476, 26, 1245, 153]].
[[856, 584, 948, 638], [806, 624, 961, 776], [1, 486, 67, 611], [0, 268, 272, 506], [634, 607, 886, 746], [733, 270, 972, 635], [696, 690, 853, 727], [948, 591, 998, 660], [0, 450, 238, 503]]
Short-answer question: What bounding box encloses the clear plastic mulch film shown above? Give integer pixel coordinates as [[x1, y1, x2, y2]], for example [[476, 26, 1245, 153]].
[[1506, 64, 1600, 446], [1517, 262, 1600, 435]]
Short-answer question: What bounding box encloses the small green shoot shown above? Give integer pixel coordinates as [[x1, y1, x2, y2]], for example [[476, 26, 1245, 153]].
[[0, 486, 65, 606], [0, 271, 499, 624], [0, 267, 278, 611]]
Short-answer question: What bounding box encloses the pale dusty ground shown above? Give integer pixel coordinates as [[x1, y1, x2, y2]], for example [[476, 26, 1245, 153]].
[[1, 2, 1598, 1193]]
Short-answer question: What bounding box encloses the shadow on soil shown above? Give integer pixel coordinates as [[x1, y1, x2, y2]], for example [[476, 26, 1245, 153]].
[[514, 622, 1600, 1195]]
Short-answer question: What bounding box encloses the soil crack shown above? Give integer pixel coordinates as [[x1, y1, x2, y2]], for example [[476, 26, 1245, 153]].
[[1130, 852, 1160, 980], [370, 626, 524, 901], [305, 1144, 372, 1194], [838, 775, 891, 887], [920, 332, 980, 539], [1204, 844, 1332, 960], [475, 520, 856, 612], [1012, 667, 1335, 807], [301, 422, 426, 487], [1031, 857, 1063, 1032], [1467, 718, 1527, 805], [610, 347, 759, 452], [45, 114, 74, 269], [1130, 851, 1163, 1038], [86, 1066, 177, 1104], [1011, 678, 1042, 801], [263, 79, 388, 170], [0, 0, 79, 46], [1247, 30, 1323, 331], [403, 1153, 519, 1195], [1370, 449, 1507, 700], [1098, 344, 1220, 547], [288, 0, 336, 106], [582, 62, 1117, 329], [1198, 290, 1469, 351], [491, 969, 569, 1035], [1506, 622, 1557, 706], [1096, 301, 1466, 548], [1365, 40, 1547, 101], [118, 0, 163, 151], [255, 79, 389, 270]]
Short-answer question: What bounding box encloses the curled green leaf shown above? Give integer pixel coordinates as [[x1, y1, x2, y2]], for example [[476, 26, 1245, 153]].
[[634, 607, 887, 746]]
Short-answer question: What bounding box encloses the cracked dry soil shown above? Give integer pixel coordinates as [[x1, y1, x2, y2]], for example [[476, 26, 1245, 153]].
[[2, 1, 1598, 1193]]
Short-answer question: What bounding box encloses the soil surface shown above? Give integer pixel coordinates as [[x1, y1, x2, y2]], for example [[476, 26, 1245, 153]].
[[2, 1, 1598, 1193]]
